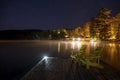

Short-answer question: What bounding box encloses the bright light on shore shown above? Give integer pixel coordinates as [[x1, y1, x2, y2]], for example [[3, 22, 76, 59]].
[[90, 40, 94, 43], [77, 38, 81, 41], [72, 38, 75, 41], [43, 56, 48, 60], [71, 41, 82, 50]]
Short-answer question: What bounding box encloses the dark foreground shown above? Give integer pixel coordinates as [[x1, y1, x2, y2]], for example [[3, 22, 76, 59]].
[[21, 58, 120, 80]]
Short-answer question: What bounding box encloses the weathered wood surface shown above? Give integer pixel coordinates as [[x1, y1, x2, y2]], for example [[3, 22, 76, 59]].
[[21, 58, 120, 80]]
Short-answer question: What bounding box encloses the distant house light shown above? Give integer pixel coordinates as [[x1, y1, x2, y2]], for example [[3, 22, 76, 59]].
[[72, 38, 75, 41]]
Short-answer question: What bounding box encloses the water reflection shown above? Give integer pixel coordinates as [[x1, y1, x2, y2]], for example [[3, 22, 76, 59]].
[[0, 40, 120, 79], [58, 42, 60, 53], [102, 42, 120, 70], [71, 41, 75, 49], [71, 41, 82, 50], [56, 41, 120, 70]]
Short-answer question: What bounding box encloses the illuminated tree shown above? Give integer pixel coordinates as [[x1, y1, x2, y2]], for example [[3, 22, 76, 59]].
[[74, 26, 83, 36], [114, 13, 120, 40], [109, 17, 118, 39], [107, 13, 120, 40], [64, 28, 75, 38], [61, 29, 67, 35], [90, 8, 112, 40], [83, 21, 91, 38]]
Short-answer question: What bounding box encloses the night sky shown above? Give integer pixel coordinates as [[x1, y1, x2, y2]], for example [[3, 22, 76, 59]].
[[0, 0, 120, 30]]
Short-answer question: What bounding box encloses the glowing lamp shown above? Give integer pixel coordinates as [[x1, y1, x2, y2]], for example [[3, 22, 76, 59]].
[[77, 38, 81, 41], [43, 56, 48, 60], [72, 38, 75, 41]]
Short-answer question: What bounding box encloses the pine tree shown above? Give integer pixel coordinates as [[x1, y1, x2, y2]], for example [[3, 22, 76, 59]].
[[90, 8, 112, 40]]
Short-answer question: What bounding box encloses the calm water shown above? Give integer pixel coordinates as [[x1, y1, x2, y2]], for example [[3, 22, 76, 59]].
[[0, 40, 120, 80]]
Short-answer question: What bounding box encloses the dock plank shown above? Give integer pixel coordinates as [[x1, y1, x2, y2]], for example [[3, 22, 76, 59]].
[[21, 58, 120, 80]]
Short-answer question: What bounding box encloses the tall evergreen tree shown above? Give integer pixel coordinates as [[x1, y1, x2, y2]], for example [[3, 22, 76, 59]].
[[90, 8, 112, 40]]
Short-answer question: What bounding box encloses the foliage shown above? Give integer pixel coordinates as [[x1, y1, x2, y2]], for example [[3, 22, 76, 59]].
[[83, 22, 91, 38], [90, 8, 112, 40], [52, 8, 120, 40], [1, 8, 120, 40]]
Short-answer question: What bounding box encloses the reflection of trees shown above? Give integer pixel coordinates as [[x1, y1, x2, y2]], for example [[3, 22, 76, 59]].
[[102, 42, 120, 69]]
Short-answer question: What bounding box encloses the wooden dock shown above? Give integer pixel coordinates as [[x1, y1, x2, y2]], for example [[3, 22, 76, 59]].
[[21, 58, 120, 80]]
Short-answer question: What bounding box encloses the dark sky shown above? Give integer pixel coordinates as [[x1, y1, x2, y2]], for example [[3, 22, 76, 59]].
[[0, 0, 120, 30]]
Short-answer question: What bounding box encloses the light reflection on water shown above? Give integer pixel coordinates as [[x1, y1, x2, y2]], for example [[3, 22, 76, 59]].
[[0, 40, 120, 79], [102, 42, 120, 70], [56, 40, 120, 70], [71, 41, 82, 50]]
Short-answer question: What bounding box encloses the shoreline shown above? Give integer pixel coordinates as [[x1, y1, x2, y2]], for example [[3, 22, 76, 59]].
[[0, 39, 119, 43]]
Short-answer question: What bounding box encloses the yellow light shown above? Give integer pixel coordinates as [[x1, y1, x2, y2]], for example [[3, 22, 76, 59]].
[[71, 41, 75, 49], [72, 38, 75, 41], [58, 42, 60, 53], [65, 35, 68, 38], [110, 36, 116, 40], [77, 38, 81, 41], [71, 41, 82, 50], [112, 36, 115, 39], [76, 41, 82, 49], [90, 40, 94, 43], [57, 31, 60, 34]]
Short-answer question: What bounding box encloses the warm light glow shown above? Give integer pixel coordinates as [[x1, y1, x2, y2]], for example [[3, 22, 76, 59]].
[[72, 38, 75, 41], [65, 35, 68, 38], [90, 39, 98, 48], [71, 41, 82, 50], [76, 41, 82, 49], [72, 37, 81, 41], [71, 41, 75, 49], [110, 35, 116, 40], [57, 31, 60, 34], [112, 36, 116, 39], [77, 38, 81, 41], [58, 42, 60, 53], [90, 40, 94, 43]]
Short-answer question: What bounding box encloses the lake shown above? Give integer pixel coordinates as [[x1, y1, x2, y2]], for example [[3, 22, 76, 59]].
[[0, 40, 120, 80]]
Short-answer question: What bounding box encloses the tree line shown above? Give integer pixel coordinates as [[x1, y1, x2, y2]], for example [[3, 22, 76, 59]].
[[62, 8, 120, 40], [0, 8, 120, 40]]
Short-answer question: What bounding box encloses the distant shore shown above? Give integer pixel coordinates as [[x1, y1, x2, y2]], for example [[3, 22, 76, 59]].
[[0, 40, 119, 44]]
